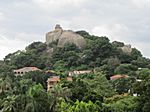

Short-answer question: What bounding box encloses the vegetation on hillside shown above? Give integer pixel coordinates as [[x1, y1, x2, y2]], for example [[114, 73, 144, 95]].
[[0, 30, 150, 111]]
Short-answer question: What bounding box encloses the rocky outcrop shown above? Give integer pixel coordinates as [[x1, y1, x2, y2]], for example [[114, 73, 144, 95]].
[[120, 44, 132, 54], [46, 25, 63, 45], [46, 25, 86, 49]]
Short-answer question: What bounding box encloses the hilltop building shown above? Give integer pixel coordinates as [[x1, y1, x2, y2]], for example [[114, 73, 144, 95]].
[[68, 70, 92, 76], [110, 74, 129, 80], [47, 76, 72, 91], [14, 67, 41, 76], [47, 76, 60, 91]]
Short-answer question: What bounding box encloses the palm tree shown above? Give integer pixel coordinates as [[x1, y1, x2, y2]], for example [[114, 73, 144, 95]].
[[0, 77, 12, 94], [48, 84, 72, 112], [1, 95, 17, 112], [0, 79, 4, 93], [25, 84, 50, 112]]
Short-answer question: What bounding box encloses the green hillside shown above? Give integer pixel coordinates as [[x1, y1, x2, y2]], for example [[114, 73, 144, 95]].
[[0, 30, 150, 112]]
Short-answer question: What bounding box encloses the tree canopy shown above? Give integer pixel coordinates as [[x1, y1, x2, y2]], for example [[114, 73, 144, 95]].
[[0, 30, 150, 112]]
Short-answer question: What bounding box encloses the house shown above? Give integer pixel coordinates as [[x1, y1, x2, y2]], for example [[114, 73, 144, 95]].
[[14, 67, 41, 76], [68, 70, 91, 76], [66, 76, 73, 81], [110, 75, 129, 80], [47, 76, 73, 91], [47, 76, 60, 91]]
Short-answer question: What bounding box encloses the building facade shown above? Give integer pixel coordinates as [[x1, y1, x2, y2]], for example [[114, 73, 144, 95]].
[[68, 70, 91, 76], [14, 67, 41, 76], [47, 76, 72, 91]]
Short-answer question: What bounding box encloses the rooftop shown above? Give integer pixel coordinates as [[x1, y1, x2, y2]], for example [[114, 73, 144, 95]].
[[47, 76, 60, 82], [110, 75, 129, 80], [14, 67, 41, 72], [66, 77, 73, 81]]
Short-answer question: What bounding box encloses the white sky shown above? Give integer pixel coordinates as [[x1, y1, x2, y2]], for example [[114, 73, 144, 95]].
[[0, 0, 150, 59]]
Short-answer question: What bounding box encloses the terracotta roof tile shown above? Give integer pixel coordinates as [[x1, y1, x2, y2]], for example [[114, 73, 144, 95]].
[[47, 76, 60, 82], [110, 75, 129, 80], [67, 77, 72, 81], [14, 67, 41, 72]]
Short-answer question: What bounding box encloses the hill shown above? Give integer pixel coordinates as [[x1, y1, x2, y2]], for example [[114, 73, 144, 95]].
[[1, 27, 150, 111], [1, 28, 150, 78]]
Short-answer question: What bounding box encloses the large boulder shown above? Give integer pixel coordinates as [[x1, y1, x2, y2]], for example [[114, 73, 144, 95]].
[[119, 44, 132, 54], [46, 25, 86, 49], [46, 25, 63, 44]]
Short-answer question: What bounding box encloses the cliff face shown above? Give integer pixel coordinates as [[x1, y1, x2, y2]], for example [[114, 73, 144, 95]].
[[46, 25, 86, 48]]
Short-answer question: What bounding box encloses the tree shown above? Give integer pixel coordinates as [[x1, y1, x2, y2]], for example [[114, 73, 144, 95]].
[[51, 43, 80, 70], [0, 75, 13, 96], [13, 79, 35, 95], [104, 95, 138, 112], [48, 84, 72, 112], [67, 78, 89, 102], [115, 64, 138, 75], [87, 74, 115, 98], [76, 30, 92, 39], [87, 37, 112, 59], [1, 95, 18, 112], [57, 99, 101, 112], [0, 61, 14, 73], [25, 42, 47, 53], [25, 84, 50, 112], [112, 41, 124, 47], [131, 48, 142, 60], [111, 77, 135, 94], [118, 51, 133, 63], [23, 71, 52, 89], [4, 42, 48, 69], [99, 57, 120, 78], [131, 57, 150, 68], [133, 69, 150, 112]]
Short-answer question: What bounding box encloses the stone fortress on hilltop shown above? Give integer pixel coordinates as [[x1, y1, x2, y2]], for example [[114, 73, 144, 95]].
[[46, 24, 86, 49]]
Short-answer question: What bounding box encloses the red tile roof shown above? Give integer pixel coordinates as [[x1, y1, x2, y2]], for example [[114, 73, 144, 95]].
[[14, 67, 41, 72], [110, 75, 129, 80], [67, 77, 73, 81], [47, 76, 60, 82]]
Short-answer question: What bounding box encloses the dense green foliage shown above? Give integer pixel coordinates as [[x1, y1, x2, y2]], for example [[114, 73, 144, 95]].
[[0, 30, 150, 111]]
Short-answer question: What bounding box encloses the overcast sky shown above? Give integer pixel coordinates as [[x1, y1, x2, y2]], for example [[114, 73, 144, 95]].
[[0, 0, 150, 60]]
